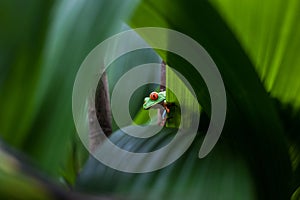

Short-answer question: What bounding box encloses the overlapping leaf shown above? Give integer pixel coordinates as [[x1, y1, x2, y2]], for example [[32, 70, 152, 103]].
[[0, 0, 140, 177], [210, 0, 300, 109]]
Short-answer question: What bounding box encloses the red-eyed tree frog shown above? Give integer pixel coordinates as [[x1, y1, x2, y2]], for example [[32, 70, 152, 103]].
[[143, 91, 170, 126]]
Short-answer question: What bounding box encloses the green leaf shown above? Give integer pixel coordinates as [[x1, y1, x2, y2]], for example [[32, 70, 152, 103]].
[[76, 127, 257, 200], [0, 0, 54, 148], [0, 141, 53, 200], [106, 25, 162, 130], [210, 0, 300, 195], [127, 0, 292, 198], [210, 0, 300, 109], [0, 0, 140, 177]]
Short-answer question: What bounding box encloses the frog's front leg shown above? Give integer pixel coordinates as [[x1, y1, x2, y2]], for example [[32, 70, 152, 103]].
[[157, 109, 166, 126], [157, 109, 164, 126], [163, 101, 170, 114], [159, 101, 174, 126]]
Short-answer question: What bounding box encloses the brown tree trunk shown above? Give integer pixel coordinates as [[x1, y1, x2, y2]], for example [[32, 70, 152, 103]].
[[88, 72, 112, 153]]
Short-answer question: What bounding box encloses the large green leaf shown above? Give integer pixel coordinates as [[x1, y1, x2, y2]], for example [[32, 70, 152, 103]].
[[210, 0, 300, 109], [0, 0, 53, 147], [210, 0, 300, 195], [0, 0, 140, 177], [127, 0, 292, 199], [76, 127, 257, 200]]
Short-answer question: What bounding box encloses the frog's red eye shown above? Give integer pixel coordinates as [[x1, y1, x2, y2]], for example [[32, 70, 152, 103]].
[[150, 92, 158, 100]]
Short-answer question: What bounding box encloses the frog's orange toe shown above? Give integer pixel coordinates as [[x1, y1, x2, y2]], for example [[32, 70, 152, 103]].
[[166, 107, 170, 113]]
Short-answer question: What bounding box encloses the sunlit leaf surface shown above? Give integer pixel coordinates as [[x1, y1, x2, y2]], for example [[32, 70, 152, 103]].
[[210, 0, 300, 109]]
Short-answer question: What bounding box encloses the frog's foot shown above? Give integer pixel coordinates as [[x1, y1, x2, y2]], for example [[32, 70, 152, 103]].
[[165, 107, 170, 114], [164, 102, 176, 113]]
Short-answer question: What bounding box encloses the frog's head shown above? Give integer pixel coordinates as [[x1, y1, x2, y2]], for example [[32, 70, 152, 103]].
[[143, 91, 166, 109]]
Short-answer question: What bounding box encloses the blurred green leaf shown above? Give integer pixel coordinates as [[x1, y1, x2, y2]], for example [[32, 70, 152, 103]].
[[0, 141, 54, 200], [76, 127, 257, 200], [0, 0, 140, 178], [0, 140, 120, 200], [0, 0, 54, 148]]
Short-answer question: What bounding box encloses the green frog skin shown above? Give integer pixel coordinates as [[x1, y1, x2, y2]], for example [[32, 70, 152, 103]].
[[143, 91, 170, 126]]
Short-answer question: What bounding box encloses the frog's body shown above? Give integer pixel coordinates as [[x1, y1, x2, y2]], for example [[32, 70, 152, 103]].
[[143, 91, 165, 108], [143, 91, 170, 126]]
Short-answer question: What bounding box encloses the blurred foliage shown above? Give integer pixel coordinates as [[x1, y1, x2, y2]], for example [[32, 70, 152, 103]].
[[0, 142, 52, 200], [0, 0, 300, 199], [76, 127, 257, 200], [0, 141, 120, 200], [0, 0, 139, 176], [0, 0, 140, 197]]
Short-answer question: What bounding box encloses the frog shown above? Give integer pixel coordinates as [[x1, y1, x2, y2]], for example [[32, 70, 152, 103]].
[[143, 91, 170, 126]]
